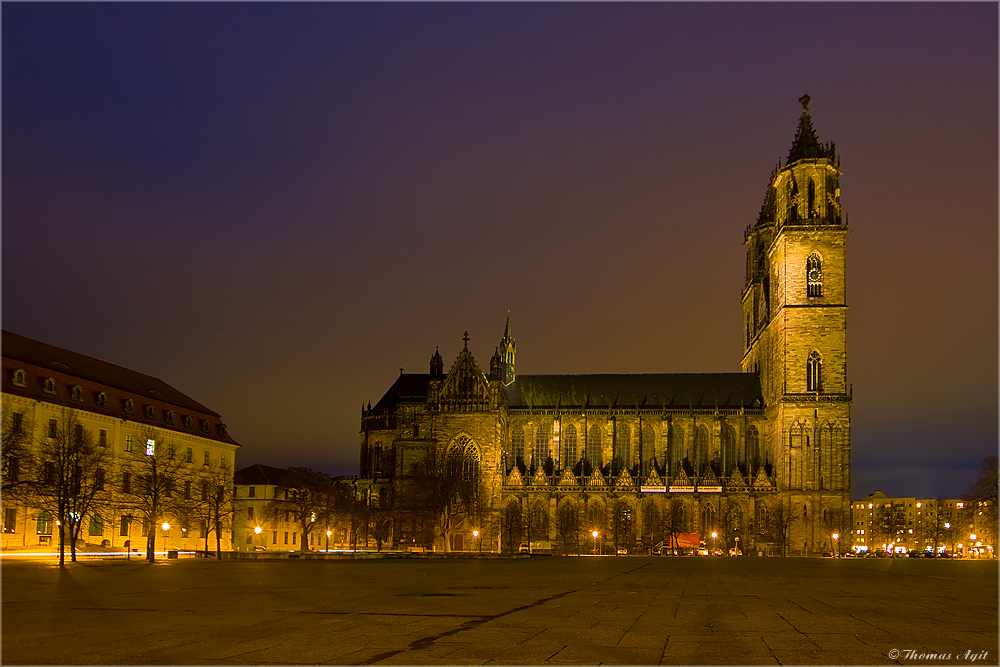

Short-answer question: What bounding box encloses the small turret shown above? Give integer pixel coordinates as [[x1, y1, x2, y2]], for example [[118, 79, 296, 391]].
[[429, 347, 444, 380]]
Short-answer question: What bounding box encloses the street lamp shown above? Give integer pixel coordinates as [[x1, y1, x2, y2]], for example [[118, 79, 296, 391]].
[[473, 530, 479, 553], [592, 530, 599, 555], [711, 531, 717, 555], [254, 525, 262, 551], [832, 533, 839, 557], [162, 522, 170, 554], [326, 530, 332, 552]]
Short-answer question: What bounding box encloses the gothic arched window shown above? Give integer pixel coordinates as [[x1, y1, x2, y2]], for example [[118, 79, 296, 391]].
[[807, 254, 822, 297], [616, 422, 631, 468], [694, 426, 709, 476], [512, 425, 525, 462], [721, 424, 737, 475], [808, 178, 817, 218], [586, 425, 602, 472], [806, 350, 822, 392], [562, 424, 578, 465], [747, 426, 761, 474], [534, 422, 551, 465]]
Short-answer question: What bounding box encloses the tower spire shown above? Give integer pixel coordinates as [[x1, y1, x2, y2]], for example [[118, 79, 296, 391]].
[[786, 93, 831, 165], [498, 313, 516, 386]]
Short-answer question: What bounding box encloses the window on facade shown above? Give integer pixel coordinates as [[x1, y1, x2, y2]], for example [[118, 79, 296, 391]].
[[95, 468, 105, 491], [201, 482, 209, 502], [70, 385, 83, 402], [247, 506, 255, 521], [124, 399, 135, 414], [144, 405, 155, 420], [586, 425, 602, 472], [562, 424, 578, 466], [512, 425, 525, 462], [284, 532, 289, 545], [48, 418, 58, 438], [12, 369, 27, 387], [4, 508, 17, 533], [204, 451, 210, 466], [165, 478, 173, 497], [98, 429, 107, 447], [185, 447, 193, 463], [807, 254, 823, 297], [183, 415, 192, 428], [11, 412, 23, 435], [534, 422, 551, 465], [200, 420, 210, 434], [8, 457, 18, 483], [37, 511, 53, 536], [89, 514, 104, 536], [167, 443, 175, 459], [220, 455, 226, 469], [806, 351, 822, 392], [146, 439, 155, 456], [96, 392, 107, 407], [125, 435, 132, 452], [74, 424, 83, 446], [122, 471, 131, 494], [272, 531, 277, 545], [43, 461, 55, 485], [248, 486, 256, 498], [164, 410, 174, 424], [42, 378, 56, 394]]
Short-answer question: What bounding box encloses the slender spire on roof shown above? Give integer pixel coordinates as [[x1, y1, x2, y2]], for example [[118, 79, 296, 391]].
[[786, 94, 833, 165]]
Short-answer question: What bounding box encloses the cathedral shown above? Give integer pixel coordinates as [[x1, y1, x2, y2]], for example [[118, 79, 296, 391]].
[[359, 96, 851, 557]]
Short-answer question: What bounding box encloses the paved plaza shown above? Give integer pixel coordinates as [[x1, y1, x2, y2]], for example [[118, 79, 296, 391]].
[[2, 555, 997, 665]]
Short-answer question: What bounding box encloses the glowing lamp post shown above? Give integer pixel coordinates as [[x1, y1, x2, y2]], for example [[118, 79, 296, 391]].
[[832, 533, 840, 557], [162, 523, 170, 554], [326, 530, 332, 552], [254, 525, 262, 551], [592, 530, 599, 555], [711, 531, 717, 555], [473, 530, 479, 553]]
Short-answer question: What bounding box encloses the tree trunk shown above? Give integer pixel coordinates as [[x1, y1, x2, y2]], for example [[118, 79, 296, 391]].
[[58, 523, 66, 566], [69, 523, 78, 562], [147, 531, 156, 562], [214, 515, 222, 560]]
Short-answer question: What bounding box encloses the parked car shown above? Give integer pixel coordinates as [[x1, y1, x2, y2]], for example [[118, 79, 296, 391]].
[[518, 543, 530, 554], [616, 548, 628, 556]]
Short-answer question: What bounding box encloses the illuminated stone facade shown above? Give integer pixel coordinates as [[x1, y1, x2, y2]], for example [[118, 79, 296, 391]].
[[360, 98, 852, 556], [1, 331, 239, 553]]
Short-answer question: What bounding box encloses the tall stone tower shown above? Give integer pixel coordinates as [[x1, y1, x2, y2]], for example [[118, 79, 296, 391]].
[[742, 95, 852, 552]]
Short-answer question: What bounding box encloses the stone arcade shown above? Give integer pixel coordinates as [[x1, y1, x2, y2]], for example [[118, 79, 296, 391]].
[[359, 97, 851, 556]]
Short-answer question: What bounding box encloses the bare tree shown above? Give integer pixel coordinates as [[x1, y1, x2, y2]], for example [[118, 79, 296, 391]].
[[663, 497, 686, 555], [610, 497, 634, 554], [31, 410, 112, 565], [268, 467, 333, 552], [500, 499, 522, 556], [186, 460, 235, 559], [1, 407, 34, 503], [555, 500, 580, 555], [965, 457, 998, 554], [715, 496, 743, 555], [764, 498, 796, 557], [873, 502, 907, 551], [126, 428, 195, 561], [368, 485, 394, 552], [821, 507, 848, 555]]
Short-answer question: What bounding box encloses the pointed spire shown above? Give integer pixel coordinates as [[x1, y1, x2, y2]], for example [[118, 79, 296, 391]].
[[462, 331, 470, 349], [786, 94, 831, 165]]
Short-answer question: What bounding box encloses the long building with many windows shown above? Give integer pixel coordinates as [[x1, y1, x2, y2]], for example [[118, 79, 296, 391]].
[[1, 330, 239, 554]]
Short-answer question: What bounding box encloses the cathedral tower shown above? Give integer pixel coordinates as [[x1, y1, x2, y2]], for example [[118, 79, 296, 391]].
[[742, 95, 852, 550]]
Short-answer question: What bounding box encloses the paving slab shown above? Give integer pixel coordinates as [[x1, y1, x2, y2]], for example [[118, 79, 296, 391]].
[[2, 555, 996, 665]]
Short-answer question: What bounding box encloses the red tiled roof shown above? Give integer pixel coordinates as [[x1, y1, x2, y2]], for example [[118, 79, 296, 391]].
[[2, 330, 239, 447]]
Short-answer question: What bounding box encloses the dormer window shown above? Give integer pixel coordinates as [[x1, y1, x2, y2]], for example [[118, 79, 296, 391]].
[[11, 369, 27, 388], [42, 377, 56, 395], [123, 399, 135, 414], [95, 392, 108, 408], [200, 420, 210, 434], [164, 410, 174, 424], [144, 405, 155, 420], [70, 385, 83, 402], [182, 415, 192, 429]]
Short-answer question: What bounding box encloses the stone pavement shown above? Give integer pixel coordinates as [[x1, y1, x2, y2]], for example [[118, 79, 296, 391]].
[[2, 555, 996, 665]]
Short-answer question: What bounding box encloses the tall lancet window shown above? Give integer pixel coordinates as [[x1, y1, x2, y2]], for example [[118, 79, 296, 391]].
[[806, 254, 822, 297], [806, 350, 822, 392]]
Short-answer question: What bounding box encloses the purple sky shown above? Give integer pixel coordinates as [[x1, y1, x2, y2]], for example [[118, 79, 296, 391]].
[[3, 3, 996, 499]]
